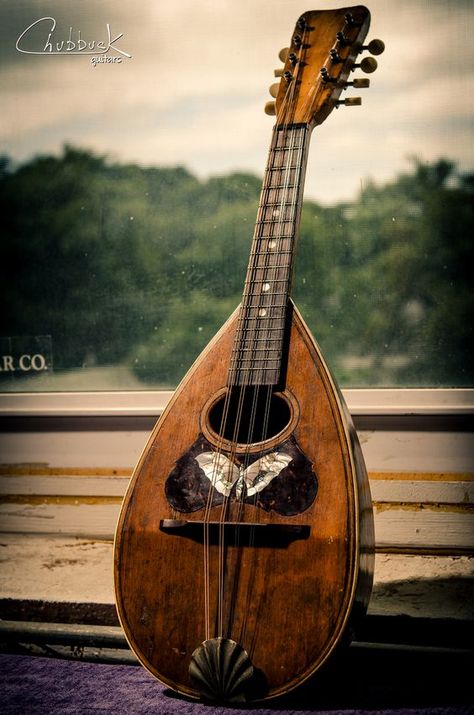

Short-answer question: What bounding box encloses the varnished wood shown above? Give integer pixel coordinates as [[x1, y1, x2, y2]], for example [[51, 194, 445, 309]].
[[275, 7, 370, 127], [114, 6, 376, 702], [114, 302, 374, 700]]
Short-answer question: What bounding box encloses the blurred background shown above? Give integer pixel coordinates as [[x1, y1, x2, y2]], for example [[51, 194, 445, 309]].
[[1, 0, 473, 390]]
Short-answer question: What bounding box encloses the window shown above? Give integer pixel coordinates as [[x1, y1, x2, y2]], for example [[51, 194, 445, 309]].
[[1, 1, 472, 391]]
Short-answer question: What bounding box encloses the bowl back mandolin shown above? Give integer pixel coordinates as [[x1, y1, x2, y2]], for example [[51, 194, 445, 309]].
[[115, 5, 381, 703]]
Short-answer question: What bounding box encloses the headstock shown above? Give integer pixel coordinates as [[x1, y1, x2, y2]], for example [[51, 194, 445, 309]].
[[265, 6, 384, 128]]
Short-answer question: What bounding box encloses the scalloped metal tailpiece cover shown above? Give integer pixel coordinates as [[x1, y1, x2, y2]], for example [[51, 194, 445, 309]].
[[189, 637, 254, 703]]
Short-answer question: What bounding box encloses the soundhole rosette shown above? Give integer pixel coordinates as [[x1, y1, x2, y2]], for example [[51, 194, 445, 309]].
[[201, 386, 299, 454]]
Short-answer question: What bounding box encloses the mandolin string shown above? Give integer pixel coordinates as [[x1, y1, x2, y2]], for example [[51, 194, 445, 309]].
[[201, 361, 240, 639], [221, 128, 283, 640], [200, 20, 334, 647], [202, 26, 311, 642], [210, 162, 272, 639], [216, 122, 285, 641], [217, 382, 248, 637], [237, 69, 304, 646]]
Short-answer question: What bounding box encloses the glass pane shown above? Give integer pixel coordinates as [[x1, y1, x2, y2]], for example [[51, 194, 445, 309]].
[[1, 1, 472, 390]]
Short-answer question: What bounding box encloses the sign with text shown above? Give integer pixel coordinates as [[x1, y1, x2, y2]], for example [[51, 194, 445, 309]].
[[0, 335, 53, 380]]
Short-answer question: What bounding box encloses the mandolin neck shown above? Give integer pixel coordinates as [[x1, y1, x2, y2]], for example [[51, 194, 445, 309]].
[[228, 123, 311, 387]]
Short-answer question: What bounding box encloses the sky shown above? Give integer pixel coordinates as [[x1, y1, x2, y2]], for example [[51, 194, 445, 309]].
[[1, 0, 473, 204]]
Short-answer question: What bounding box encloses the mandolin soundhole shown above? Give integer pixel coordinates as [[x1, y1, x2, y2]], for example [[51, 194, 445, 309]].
[[204, 386, 295, 449]]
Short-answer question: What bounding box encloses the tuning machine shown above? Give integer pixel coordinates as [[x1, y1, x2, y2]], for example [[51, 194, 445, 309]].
[[336, 31, 351, 47], [344, 12, 362, 28], [268, 83, 280, 98], [352, 56, 378, 73], [345, 77, 370, 89], [351, 37, 384, 74], [362, 39, 385, 55], [335, 97, 362, 108], [264, 101, 276, 116]]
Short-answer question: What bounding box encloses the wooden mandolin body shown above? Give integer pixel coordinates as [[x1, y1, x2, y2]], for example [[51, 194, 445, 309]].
[[114, 301, 374, 701]]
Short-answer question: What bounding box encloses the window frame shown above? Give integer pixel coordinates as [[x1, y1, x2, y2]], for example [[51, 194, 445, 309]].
[[0, 388, 472, 419]]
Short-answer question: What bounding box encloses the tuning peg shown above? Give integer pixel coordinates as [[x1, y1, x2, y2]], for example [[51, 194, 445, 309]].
[[352, 56, 378, 73], [296, 16, 307, 32], [336, 31, 351, 47], [362, 39, 385, 55], [320, 67, 337, 84], [274, 68, 284, 77], [269, 83, 280, 98], [278, 47, 289, 62], [264, 101, 276, 115], [344, 12, 362, 28], [345, 78, 370, 88], [336, 97, 362, 107]]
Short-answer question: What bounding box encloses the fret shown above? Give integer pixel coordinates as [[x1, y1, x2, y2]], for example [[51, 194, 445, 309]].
[[231, 375, 280, 386], [231, 347, 282, 355], [256, 218, 295, 225], [245, 260, 291, 272], [243, 288, 289, 298], [244, 293, 289, 303], [256, 214, 296, 222], [235, 324, 285, 335], [234, 328, 285, 337], [247, 262, 293, 270], [271, 139, 305, 151], [263, 185, 299, 194], [244, 277, 288, 286], [257, 200, 297, 208], [256, 214, 296, 225], [248, 247, 294, 255], [244, 284, 288, 294], [270, 144, 304, 153], [246, 263, 292, 274], [230, 353, 282, 363], [244, 304, 288, 312], [230, 354, 282, 363], [235, 324, 286, 338], [254, 233, 295, 243], [266, 166, 300, 175], [245, 286, 287, 296], [230, 364, 282, 372]]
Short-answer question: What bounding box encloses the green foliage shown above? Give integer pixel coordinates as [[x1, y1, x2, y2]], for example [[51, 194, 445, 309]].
[[1, 148, 472, 388]]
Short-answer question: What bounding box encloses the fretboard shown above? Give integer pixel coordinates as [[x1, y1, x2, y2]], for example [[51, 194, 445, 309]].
[[228, 124, 310, 387]]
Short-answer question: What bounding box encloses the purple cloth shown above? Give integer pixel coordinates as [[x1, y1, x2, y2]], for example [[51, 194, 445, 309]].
[[0, 653, 471, 714]]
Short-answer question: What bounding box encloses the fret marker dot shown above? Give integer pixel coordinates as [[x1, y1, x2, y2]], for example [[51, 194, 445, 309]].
[[268, 240, 276, 249], [262, 283, 270, 292], [272, 209, 280, 217], [258, 308, 267, 317]]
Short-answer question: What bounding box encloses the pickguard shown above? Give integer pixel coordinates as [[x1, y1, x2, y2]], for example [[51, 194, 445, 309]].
[[165, 434, 317, 516]]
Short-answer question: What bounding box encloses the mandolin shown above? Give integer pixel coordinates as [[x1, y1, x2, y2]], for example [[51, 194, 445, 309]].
[[115, 6, 382, 703]]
